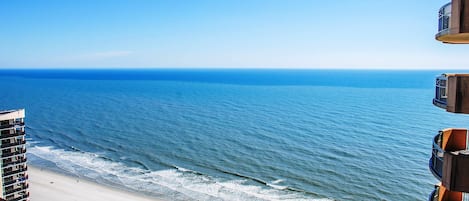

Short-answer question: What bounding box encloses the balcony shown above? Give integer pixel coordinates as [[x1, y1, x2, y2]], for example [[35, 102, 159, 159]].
[[1, 149, 26, 159], [429, 187, 436, 201], [2, 158, 27, 168], [430, 129, 468, 180], [0, 132, 25, 139], [5, 193, 29, 201], [430, 129, 469, 192], [436, 0, 469, 43], [4, 183, 28, 197], [430, 131, 447, 180], [436, 2, 453, 41], [0, 140, 26, 149], [3, 167, 28, 177], [0, 122, 24, 130], [429, 184, 466, 201], [432, 74, 469, 114], [433, 75, 447, 110], [3, 174, 28, 187]]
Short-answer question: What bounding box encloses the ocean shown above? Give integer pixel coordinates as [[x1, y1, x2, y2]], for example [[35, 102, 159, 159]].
[[1, 69, 468, 200]]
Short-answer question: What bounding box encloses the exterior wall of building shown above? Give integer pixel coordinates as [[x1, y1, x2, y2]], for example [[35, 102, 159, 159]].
[[449, 0, 469, 34], [0, 109, 28, 201], [461, 0, 469, 33], [450, 0, 461, 34], [0, 110, 25, 123]]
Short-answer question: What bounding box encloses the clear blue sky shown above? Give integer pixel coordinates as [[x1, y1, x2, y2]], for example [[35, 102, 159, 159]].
[[0, 0, 466, 69]]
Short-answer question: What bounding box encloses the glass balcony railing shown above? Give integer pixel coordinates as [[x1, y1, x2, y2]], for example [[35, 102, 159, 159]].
[[437, 2, 452, 38], [430, 133, 444, 180], [429, 186, 437, 201], [433, 75, 448, 110], [432, 74, 469, 113]]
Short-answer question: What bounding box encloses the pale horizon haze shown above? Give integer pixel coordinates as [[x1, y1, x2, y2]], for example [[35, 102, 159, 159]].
[[1, 0, 467, 69]]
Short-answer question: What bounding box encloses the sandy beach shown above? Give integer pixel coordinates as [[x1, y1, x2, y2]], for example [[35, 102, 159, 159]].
[[28, 166, 161, 201]]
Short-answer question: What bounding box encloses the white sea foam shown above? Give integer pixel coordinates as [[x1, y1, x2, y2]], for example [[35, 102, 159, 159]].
[[266, 179, 287, 190], [267, 183, 288, 190], [28, 145, 332, 201], [271, 179, 284, 184]]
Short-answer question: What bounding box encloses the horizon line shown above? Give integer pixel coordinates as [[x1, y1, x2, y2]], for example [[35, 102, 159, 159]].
[[0, 67, 466, 71]]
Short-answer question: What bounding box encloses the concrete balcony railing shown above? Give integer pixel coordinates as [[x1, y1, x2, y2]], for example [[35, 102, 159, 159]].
[[4, 183, 28, 197], [2, 158, 27, 168], [2, 167, 28, 178], [0, 122, 24, 130], [1, 149, 26, 159], [0, 140, 26, 149], [5, 193, 29, 201], [0, 132, 25, 139], [3, 174, 28, 187]]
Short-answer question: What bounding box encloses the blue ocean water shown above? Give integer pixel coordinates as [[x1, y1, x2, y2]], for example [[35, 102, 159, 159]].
[[1, 69, 469, 200]]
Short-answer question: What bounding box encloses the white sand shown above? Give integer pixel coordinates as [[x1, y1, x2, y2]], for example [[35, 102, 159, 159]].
[[28, 166, 162, 201]]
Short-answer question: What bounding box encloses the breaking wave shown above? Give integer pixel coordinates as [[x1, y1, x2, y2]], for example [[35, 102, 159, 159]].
[[28, 145, 332, 201]]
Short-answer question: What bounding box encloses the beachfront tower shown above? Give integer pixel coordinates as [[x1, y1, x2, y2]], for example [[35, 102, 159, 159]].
[[436, 0, 469, 44], [0, 110, 29, 201], [429, 1, 469, 200]]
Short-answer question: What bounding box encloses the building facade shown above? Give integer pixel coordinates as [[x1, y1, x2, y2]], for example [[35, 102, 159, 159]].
[[430, 1, 469, 200], [0, 109, 29, 201]]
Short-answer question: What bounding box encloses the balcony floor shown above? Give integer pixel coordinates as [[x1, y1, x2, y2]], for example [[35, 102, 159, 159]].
[[436, 33, 469, 44]]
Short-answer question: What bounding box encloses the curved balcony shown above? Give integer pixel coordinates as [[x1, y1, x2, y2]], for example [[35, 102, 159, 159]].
[[430, 129, 469, 180], [430, 132, 445, 180], [429, 184, 465, 201], [437, 3, 452, 34], [432, 74, 469, 114], [430, 128, 469, 193], [433, 74, 447, 110], [429, 187, 437, 201], [436, 1, 469, 44]]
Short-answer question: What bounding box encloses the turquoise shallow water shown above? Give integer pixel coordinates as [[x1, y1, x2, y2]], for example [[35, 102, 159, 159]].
[[1, 69, 469, 200]]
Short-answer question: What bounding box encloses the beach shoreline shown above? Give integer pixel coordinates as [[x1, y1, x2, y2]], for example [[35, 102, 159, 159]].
[[28, 166, 163, 201]]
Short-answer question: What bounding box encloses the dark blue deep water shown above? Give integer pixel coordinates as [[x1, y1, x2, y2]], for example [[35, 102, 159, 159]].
[[2, 69, 469, 200]]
